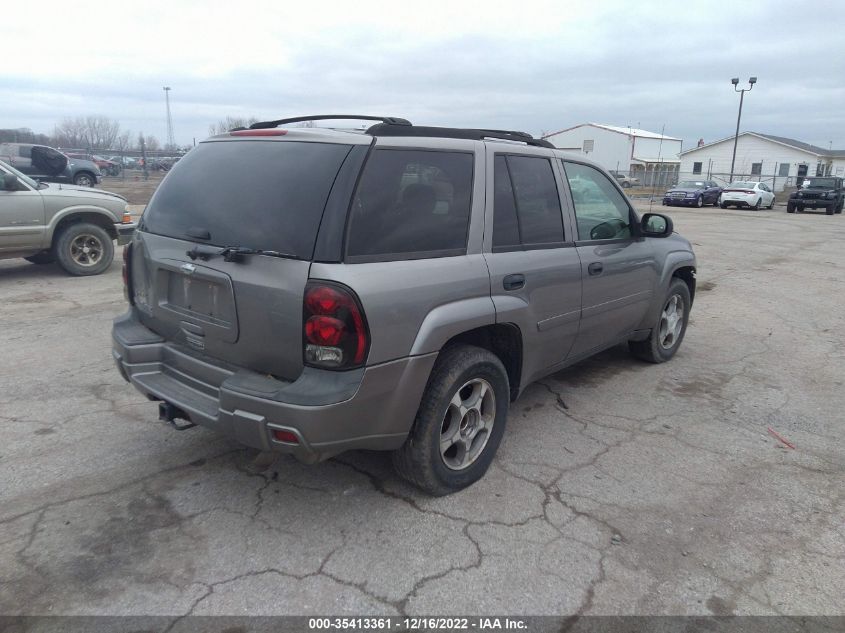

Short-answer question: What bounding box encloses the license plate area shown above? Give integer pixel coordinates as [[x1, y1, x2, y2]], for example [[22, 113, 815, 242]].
[[154, 261, 239, 343]]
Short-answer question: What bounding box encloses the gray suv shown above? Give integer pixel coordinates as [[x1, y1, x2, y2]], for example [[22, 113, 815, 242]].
[[113, 115, 696, 495], [0, 142, 102, 187]]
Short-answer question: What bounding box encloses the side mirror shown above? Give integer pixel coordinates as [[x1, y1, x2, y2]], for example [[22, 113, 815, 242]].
[[2, 173, 19, 191], [641, 213, 673, 237]]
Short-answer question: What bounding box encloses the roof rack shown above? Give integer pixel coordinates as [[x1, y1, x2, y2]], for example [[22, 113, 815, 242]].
[[249, 114, 412, 130], [365, 123, 554, 148], [245, 114, 554, 148]]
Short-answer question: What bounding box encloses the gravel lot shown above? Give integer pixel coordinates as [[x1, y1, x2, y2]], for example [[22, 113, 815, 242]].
[[0, 204, 843, 619]]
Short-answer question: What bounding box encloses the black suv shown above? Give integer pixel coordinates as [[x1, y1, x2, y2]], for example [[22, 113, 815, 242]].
[[787, 176, 844, 215]]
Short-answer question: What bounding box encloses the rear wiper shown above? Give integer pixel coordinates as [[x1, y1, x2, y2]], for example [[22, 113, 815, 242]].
[[186, 245, 297, 262]]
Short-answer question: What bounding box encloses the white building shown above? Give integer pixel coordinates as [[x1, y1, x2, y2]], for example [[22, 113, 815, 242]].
[[541, 123, 683, 186], [679, 132, 845, 192]]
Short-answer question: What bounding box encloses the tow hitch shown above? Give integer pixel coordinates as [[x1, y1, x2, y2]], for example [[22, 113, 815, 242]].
[[158, 402, 197, 431]]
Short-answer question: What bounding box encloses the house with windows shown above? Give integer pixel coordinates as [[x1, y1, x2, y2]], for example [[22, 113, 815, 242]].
[[678, 132, 845, 191], [541, 123, 683, 186]]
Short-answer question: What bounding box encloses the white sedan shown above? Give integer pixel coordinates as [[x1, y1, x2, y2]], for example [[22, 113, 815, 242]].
[[719, 181, 776, 209]]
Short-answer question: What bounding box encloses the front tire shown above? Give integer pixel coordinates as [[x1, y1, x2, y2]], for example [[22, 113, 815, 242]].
[[720, 202, 728, 209], [629, 278, 691, 364], [787, 203, 795, 213], [73, 172, 95, 187], [392, 345, 509, 496], [695, 196, 703, 208], [54, 223, 114, 276], [767, 197, 775, 210]]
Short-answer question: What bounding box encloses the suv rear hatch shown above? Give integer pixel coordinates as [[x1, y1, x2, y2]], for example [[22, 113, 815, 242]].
[[130, 137, 355, 381]]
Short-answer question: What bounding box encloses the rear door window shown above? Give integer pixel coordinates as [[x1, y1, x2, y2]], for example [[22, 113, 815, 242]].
[[492, 154, 564, 250], [345, 149, 473, 260], [141, 140, 352, 259]]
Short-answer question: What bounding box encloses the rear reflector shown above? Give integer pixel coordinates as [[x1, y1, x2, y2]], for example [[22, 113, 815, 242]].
[[272, 429, 299, 444], [229, 129, 288, 137]]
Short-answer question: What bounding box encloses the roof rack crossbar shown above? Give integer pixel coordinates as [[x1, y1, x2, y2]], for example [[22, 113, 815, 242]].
[[365, 123, 554, 148], [250, 114, 412, 130]]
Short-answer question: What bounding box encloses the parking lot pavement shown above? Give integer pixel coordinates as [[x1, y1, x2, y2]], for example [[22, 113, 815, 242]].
[[0, 206, 843, 618]]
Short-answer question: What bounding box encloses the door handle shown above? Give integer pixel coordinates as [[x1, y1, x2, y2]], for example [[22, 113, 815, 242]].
[[587, 262, 603, 276], [503, 274, 525, 291]]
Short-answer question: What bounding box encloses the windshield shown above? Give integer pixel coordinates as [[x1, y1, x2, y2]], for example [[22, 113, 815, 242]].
[[729, 181, 756, 188], [802, 178, 836, 189], [676, 181, 706, 188], [141, 140, 353, 259], [0, 159, 41, 189]]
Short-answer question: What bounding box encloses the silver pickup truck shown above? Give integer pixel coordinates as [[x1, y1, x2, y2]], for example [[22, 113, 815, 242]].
[[0, 160, 136, 275]]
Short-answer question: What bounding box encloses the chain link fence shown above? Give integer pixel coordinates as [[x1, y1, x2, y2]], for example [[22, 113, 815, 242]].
[[56, 147, 185, 181]]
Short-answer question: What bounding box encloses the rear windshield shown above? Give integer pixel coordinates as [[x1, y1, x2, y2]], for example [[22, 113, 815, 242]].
[[141, 140, 352, 258]]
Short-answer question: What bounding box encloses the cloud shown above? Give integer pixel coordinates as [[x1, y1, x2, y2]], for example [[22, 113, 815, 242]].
[[2, 0, 844, 149]]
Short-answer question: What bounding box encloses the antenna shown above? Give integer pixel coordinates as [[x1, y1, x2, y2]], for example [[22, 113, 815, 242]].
[[648, 123, 666, 214], [163, 87, 175, 148]]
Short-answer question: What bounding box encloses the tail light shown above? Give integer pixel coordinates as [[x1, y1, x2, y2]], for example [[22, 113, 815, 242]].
[[122, 244, 133, 304], [303, 281, 369, 370]]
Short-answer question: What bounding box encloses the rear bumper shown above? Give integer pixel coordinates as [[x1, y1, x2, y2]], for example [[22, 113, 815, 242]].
[[115, 222, 137, 245], [112, 311, 437, 462]]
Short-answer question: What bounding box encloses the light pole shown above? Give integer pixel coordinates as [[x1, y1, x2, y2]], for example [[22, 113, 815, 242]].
[[163, 86, 175, 149], [728, 76, 757, 183]]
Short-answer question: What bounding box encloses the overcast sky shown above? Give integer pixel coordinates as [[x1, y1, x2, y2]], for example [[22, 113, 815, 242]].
[[3, 0, 844, 150]]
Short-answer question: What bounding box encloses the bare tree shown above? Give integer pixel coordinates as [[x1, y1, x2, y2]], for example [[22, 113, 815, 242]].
[[115, 130, 132, 153], [144, 135, 161, 151], [83, 116, 121, 149], [208, 116, 259, 136], [53, 116, 123, 150], [53, 117, 88, 148]]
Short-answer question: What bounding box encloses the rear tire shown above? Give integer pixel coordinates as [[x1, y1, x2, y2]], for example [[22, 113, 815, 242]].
[[392, 344, 509, 496], [54, 223, 114, 276], [25, 252, 55, 265], [836, 199, 843, 214], [752, 197, 761, 210], [720, 202, 728, 209], [629, 278, 691, 364]]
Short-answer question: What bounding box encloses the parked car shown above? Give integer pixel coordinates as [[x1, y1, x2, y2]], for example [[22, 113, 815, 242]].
[[786, 176, 843, 215], [66, 153, 121, 176], [611, 172, 640, 188], [719, 181, 775, 210], [0, 143, 101, 187], [113, 115, 696, 495], [0, 160, 136, 275], [663, 180, 722, 207]]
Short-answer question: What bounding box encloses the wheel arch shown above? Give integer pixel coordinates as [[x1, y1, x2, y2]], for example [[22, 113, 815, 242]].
[[47, 208, 118, 243], [438, 323, 523, 401]]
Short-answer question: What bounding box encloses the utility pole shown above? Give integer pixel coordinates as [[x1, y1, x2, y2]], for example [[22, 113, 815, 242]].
[[728, 77, 757, 183], [163, 86, 175, 149]]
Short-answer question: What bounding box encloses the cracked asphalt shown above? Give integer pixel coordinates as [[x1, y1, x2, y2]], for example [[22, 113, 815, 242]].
[[1, 204, 843, 618]]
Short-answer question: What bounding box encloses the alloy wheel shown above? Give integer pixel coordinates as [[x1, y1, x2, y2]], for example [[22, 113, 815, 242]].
[[440, 378, 496, 471]]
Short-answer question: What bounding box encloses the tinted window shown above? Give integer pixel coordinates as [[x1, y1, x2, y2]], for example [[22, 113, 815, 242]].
[[491, 156, 520, 249], [346, 149, 473, 259], [141, 141, 351, 259], [506, 156, 564, 245], [563, 161, 632, 241]]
